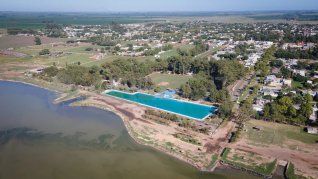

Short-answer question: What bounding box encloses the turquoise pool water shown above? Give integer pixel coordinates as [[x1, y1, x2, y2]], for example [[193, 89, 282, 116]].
[[104, 90, 217, 121]]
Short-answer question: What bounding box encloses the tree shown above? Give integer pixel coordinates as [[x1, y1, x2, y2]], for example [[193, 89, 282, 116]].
[[237, 99, 253, 123], [85, 47, 93, 51], [57, 65, 100, 86], [180, 84, 191, 98], [263, 103, 271, 119], [42, 66, 59, 77], [39, 49, 50, 55], [45, 23, 67, 38], [270, 59, 283, 68], [218, 100, 233, 119], [299, 94, 313, 119], [184, 74, 212, 100], [34, 37, 41, 45], [281, 67, 292, 78], [277, 96, 294, 115]]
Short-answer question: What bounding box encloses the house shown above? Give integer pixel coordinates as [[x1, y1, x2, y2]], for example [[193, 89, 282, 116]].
[[29, 68, 44, 74], [309, 106, 318, 123], [306, 127, 318, 135], [283, 79, 292, 87], [261, 87, 280, 98], [253, 98, 270, 112], [293, 69, 306, 77], [245, 53, 261, 68], [264, 75, 277, 84]]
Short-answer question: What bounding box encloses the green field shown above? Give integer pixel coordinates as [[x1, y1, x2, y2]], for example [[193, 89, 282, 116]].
[[242, 120, 318, 145], [37, 53, 93, 67], [17, 44, 100, 55], [0, 56, 32, 64], [0, 13, 165, 29], [159, 50, 179, 59], [148, 73, 192, 90]]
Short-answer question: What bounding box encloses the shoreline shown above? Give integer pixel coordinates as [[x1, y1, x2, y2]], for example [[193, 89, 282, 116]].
[[0, 79, 209, 172], [70, 101, 207, 171], [0, 79, 63, 94], [0, 79, 294, 178]]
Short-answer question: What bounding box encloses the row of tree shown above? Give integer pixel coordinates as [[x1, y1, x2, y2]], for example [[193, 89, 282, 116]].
[[275, 47, 318, 60], [263, 93, 314, 125], [101, 58, 154, 89]]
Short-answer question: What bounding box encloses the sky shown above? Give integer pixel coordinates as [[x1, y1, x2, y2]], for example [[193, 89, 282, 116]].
[[0, 0, 317, 12]]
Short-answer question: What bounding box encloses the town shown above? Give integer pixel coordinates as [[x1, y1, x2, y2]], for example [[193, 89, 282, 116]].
[[1, 11, 318, 179]]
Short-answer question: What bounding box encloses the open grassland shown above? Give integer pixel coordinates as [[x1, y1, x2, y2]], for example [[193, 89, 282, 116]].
[[36, 53, 93, 67], [82, 55, 156, 67], [159, 50, 179, 59], [158, 44, 195, 59], [242, 120, 318, 145], [0, 13, 165, 29], [0, 55, 32, 64], [17, 43, 99, 55], [148, 72, 192, 90], [0, 35, 65, 50], [4, 42, 157, 69]]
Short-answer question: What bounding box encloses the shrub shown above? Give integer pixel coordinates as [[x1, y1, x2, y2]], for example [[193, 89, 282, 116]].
[[39, 49, 50, 55], [85, 47, 93, 51], [285, 163, 297, 179]]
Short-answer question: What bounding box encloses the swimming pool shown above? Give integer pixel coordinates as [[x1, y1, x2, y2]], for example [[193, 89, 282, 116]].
[[103, 90, 217, 121]]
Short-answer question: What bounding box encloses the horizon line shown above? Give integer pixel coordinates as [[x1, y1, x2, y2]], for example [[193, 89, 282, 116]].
[[1, 9, 318, 14]]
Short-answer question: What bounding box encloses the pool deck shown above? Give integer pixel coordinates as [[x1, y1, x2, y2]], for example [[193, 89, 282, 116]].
[[103, 89, 216, 121]]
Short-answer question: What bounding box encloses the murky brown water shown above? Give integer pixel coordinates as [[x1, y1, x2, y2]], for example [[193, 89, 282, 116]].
[[0, 81, 260, 179]]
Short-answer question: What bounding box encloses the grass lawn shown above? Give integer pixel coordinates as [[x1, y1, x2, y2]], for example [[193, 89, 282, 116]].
[[148, 72, 192, 90], [242, 120, 318, 145], [159, 44, 196, 59], [159, 50, 179, 59], [82, 55, 118, 67]]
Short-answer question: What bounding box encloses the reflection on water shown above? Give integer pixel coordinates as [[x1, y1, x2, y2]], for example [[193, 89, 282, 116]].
[[0, 81, 259, 179]]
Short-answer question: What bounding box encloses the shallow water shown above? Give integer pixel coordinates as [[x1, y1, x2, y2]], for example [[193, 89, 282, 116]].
[[0, 81, 259, 179]]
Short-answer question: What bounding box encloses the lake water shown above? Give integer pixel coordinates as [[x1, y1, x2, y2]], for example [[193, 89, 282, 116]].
[[0, 81, 258, 179], [104, 90, 217, 120]]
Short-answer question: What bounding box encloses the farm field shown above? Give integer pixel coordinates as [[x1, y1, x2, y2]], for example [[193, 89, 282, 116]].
[[148, 72, 192, 90]]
